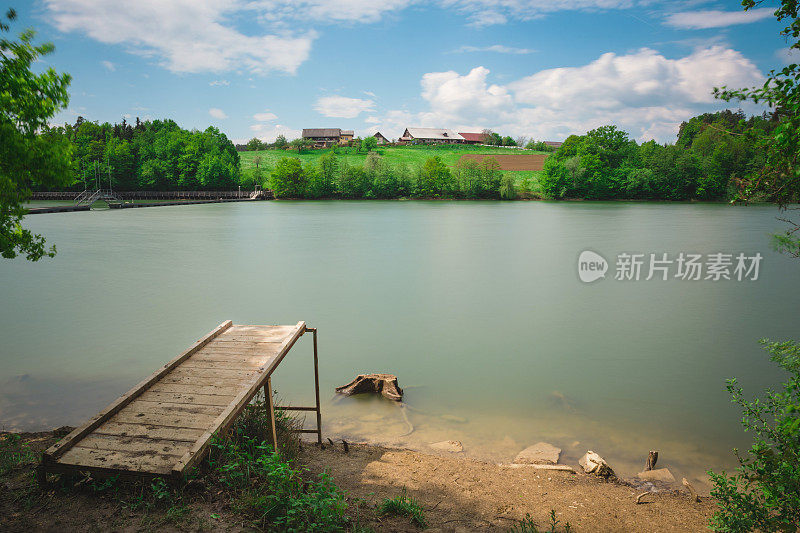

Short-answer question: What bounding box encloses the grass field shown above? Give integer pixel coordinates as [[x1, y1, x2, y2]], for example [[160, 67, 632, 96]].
[[239, 145, 547, 191]]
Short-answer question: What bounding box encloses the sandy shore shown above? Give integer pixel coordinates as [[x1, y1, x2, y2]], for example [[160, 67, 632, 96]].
[[1, 429, 715, 532]]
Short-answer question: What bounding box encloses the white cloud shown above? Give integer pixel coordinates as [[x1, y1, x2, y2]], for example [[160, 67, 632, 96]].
[[253, 110, 278, 121], [365, 116, 381, 124], [248, 123, 300, 142], [376, 47, 765, 143], [453, 44, 534, 54], [45, 0, 315, 75], [314, 96, 375, 118], [442, 0, 637, 26], [251, 0, 415, 24], [209, 79, 230, 86], [664, 8, 774, 29], [421, 66, 513, 119], [101, 60, 115, 71], [209, 107, 228, 119]]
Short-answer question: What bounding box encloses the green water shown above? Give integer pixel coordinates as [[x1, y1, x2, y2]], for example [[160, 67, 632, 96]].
[[2, 201, 798, 486]]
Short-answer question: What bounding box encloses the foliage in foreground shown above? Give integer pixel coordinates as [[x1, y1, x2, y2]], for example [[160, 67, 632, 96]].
[[0, 433, 36, 476], [708, 339, 800, 532], [1, 8, 73, 260], [377, 488, 427, 528], [508, 510, 572, 533], [206, 392, 350, 531]]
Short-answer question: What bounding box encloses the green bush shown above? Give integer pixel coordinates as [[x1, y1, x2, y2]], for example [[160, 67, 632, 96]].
[[378, 488, 426, 528], [708, 339, 800, 532]]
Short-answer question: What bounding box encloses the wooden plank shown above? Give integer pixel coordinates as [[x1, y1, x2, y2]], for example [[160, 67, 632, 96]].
[[129, 401, 225, 417], [148, 383, 242, 396], [137, 390, 234, 407], [43, 320, 233, 462], [59, 447, 180, 475], [92, 422, 204, 442], [167, 366, 258, 379], [76, 434, 190, 456], [179, 359, 266, 371], [189, 352, 277, 364], [172, 322, 306, 477], [111, 409, 219, 429], [158, 375, 251, 387]]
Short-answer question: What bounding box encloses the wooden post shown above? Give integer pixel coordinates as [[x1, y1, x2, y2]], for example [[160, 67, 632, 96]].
[[645, 450, 658, 471], [311, 328, 323, 446], [265, 377, 278, 450]]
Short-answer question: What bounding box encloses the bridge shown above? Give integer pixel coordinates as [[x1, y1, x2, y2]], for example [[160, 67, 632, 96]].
[[26, 188, 274, 214]]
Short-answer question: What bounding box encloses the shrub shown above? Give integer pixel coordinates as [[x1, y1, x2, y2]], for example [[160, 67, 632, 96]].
[[378, 488, 426, 528], [708, 339, 800, 532]]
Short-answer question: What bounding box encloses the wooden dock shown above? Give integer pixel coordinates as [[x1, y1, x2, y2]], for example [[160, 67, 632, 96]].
[[39, 321, 322, 481]]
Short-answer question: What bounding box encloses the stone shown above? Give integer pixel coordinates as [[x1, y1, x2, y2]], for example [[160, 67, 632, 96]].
[[429, 440, 463, 453], [579, 451, 616, 478], [335, 373, 403, 401], [637, 468, 676, 483], [513, 442, 562, 465]]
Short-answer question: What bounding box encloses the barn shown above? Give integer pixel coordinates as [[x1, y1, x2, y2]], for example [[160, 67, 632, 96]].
[[398, 128, 465, 144]]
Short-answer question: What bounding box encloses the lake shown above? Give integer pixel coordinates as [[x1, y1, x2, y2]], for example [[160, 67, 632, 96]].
[[2, 200, 798, 488]]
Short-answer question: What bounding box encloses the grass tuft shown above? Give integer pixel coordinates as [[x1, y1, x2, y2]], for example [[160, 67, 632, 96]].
[[378, 488, 427, 528], [509, 510, 572, 533], [0, 433, 36, 476]]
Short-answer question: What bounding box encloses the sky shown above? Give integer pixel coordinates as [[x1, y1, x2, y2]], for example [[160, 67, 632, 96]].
[[11, 0, 799, 144]]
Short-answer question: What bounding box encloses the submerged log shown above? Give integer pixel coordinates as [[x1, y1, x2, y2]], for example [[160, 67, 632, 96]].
[[335, 373, 403, 401]]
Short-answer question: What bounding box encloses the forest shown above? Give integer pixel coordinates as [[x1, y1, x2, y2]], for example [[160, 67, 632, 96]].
[[35, 109, 778, 202], [37, 117, 241, 191], [540, 110, 777, 201]]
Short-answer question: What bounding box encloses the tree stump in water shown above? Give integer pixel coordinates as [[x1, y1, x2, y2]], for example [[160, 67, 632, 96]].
[[336, 374, 403, 401], [645, 450, 658, 471]]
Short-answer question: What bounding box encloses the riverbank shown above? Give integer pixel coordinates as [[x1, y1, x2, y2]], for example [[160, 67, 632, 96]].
[[1, 428, 714, 532]]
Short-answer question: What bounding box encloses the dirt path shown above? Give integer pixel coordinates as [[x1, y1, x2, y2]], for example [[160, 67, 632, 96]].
[[300, 442, 715, 532]]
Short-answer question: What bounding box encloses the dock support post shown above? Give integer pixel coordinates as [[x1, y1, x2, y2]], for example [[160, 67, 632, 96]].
[[265, 377, 278, 450], [309, 327, 323, 446]]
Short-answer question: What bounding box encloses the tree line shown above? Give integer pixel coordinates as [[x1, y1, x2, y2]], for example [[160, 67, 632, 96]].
[[38, 117, 241, 191], [268, 152, 518, 200], [540, 110, 777, 201]]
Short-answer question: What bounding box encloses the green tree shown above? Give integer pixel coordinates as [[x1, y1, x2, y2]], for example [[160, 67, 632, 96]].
[[273, 134, 288, 149], [416, 156, 452, 198], [246, 137, 264, 151], [714, 0, 800, 254], [0, 9, 72, 260], [361, 136, 378, 152], [708, 340, 800, 532], [270, 157, 307, 198]]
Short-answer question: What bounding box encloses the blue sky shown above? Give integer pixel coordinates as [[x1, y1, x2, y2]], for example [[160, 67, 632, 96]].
[[12, 0, 797, 143]]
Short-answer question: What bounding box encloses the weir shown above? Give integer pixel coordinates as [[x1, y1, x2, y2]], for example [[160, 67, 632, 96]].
[[38, 321, 322, 482]]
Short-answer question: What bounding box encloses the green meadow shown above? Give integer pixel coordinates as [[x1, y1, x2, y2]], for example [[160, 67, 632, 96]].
[[239, 145, 546, 190]]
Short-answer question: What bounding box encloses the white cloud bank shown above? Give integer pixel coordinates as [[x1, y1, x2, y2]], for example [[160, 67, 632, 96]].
[[314, 96, 375, 118], [664, 8, 774, 29], [371, 46, 765, 143], [45, 0, 315, 75]]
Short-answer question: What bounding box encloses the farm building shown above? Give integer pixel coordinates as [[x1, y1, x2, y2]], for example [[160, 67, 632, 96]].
[[459, 132, 488, 145], [302, 128, 355, 147], [399, 128, 465, 144], [373, 132, 391, 144], [544, 141, 563, 149]]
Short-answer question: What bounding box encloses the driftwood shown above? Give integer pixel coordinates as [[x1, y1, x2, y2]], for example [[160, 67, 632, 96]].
[[645, 450, 658, 471], [635, 492, 651, 504], [682, 477, 700, 502], [336, 373, 403, 401]]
